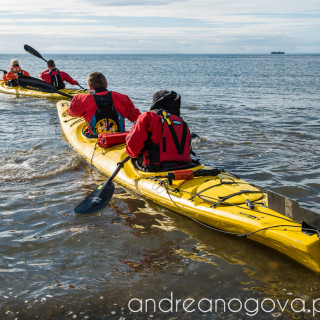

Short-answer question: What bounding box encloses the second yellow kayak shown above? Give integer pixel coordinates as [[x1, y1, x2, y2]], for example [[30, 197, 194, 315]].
[[0, 79, 88, 99]]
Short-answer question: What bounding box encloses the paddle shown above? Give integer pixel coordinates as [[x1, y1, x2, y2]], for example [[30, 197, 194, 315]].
[[0, 69, 7, 74], [17, 75, 73, 99], [24, 44, 47, 63], [24, 44, 86, 90], [74, 156, 131, 214]]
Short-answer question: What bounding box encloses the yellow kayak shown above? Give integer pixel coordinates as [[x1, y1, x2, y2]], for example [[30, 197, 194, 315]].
[[57, 100, 320, 273], [0, 79, 88, 99]]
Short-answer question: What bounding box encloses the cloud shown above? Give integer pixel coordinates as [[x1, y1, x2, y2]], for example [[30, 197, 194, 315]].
[[84, 0, 175, 5], [3, 0, 320, 17], [0, 0, 319, 53]]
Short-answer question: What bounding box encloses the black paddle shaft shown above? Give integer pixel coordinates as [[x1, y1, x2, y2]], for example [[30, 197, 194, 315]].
[[106, 156, 131, 185]]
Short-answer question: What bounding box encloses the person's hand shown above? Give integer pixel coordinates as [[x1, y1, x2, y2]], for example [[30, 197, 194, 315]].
[[75, 81, 79, 85], [3, 70, 7, 74]]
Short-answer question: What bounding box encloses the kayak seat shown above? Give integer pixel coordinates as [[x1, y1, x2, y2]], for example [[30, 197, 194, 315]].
[[81, 125, 97, 139], [6, 79, 18, 87]]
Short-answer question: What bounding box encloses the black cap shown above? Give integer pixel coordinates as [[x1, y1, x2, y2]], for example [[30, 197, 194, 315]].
[[150, 90, 181, 116]]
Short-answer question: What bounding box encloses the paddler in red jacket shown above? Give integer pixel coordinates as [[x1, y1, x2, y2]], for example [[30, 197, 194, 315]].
[[126, 90, 192, 172], [40, 60, 78, 90], [2, 59, 30, 82], [67, 72, 141, 137]]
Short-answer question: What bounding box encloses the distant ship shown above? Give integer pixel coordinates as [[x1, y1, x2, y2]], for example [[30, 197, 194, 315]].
[[271, 51, 285, 54]]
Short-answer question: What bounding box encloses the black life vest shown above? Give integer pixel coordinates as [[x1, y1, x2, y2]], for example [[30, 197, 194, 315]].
[[141, 110, 192, 169], [88, 90, 124, 137], [49, 68, 65, 89]]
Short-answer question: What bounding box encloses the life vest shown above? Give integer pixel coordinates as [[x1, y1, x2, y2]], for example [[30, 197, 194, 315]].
[[88, 91, 124, 137], [141, 110, 192, 168], [11, 65, 22, 75], [4, 66, 24, 81], [49, 68, 65, 89]]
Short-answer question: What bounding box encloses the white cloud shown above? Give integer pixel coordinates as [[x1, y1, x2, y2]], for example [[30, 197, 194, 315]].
[[0, 0, 319, 53], [2, 0, 320, 17]]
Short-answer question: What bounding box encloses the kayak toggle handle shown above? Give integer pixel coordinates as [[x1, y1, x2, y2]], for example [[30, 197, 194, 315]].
[[246, 199, 254, 209]]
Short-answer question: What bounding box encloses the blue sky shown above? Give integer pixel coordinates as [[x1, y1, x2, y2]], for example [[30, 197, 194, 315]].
[[0, 0, 320, 53]]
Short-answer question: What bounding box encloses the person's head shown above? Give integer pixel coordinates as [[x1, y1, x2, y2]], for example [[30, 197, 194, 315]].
[[87, 72, 108, 90], [150, 90, 181, 116], [47, 60, 55, 69], [11, 59, 19, 67]]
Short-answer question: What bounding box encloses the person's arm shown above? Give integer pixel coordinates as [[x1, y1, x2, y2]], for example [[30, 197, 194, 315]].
[[112, 92, 141, 123], [67, 94, 96, 123], [60, 71, 78, 85], [67, 94, 85, 117], [40, 69, 51, 83], [22, 70, 30, 77], [4, 71, 17, 81], [126, 113, 150, 158]]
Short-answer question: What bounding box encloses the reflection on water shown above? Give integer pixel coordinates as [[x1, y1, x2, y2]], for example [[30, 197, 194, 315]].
[[1, 54, 320, 319]]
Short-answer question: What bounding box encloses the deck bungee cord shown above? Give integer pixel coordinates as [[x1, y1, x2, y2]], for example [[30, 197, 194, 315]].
[[145, 173, 314, 239], [69, 118, 85, 127], [148, 173, 298, 223], [64, 116, 80, 123], [90, 143, 127, 166], [161, 180, 317, 239]]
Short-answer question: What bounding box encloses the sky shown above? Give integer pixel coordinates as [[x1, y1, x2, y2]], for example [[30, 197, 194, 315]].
[[0, 0, 320, 54]]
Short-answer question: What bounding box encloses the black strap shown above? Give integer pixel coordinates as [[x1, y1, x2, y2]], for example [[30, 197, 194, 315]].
[[92, 90, 113, 113], [163, 112, 187, 155]]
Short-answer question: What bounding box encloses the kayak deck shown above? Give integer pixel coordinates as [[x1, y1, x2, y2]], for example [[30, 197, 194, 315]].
[[57, 100, 320, 273], [0, 80, 88, 99]]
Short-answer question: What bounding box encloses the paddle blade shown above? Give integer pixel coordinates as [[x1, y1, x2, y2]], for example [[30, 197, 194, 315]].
[[24, 44, 47, 62], [18, 75, 55, 92], [74, 182, 115, 214], [17, 75, 73, 98]]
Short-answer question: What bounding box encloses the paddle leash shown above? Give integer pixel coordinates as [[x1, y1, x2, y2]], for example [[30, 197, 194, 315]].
[[74, 156, 131, 214]]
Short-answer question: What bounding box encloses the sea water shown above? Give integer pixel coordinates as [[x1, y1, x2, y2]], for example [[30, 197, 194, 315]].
[[0, 53, 320, 319]]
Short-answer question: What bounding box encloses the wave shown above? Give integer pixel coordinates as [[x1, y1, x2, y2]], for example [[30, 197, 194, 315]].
[[0, 148, 85, 183]]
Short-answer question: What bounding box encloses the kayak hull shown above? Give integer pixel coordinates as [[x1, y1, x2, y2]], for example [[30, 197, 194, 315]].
[[0, 80, 88, 99], [57, 100, 320, 273]]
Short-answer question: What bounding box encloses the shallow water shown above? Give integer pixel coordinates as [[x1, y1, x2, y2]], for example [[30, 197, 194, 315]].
[[0, 53, 320, 319]]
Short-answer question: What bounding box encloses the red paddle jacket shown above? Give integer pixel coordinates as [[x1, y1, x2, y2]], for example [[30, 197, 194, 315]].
[[3, 66, 30, 81], [67, 89, 141, 133], [40, 68, 78, 86]]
